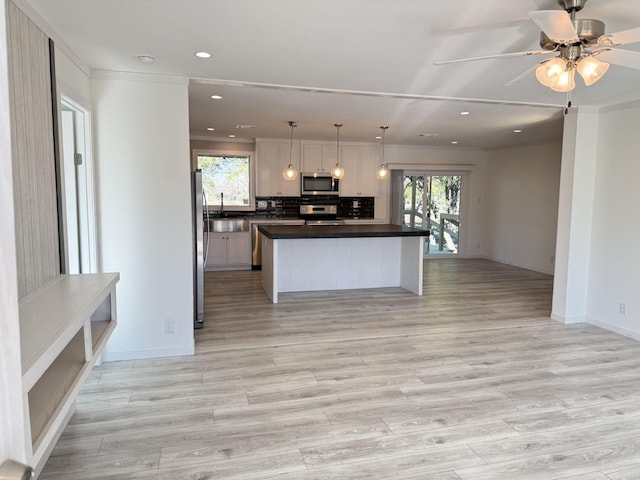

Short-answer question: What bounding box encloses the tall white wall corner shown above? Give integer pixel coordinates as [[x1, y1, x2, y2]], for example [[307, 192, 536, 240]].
[[551, 107, 600, 324]]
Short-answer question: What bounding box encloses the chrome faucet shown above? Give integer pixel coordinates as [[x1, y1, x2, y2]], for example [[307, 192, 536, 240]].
[[220, 192, 224, 215]]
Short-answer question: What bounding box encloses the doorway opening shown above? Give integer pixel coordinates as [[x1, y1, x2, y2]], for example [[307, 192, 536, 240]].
[[402, 174, 462, 255], [60, 96, 98, 274]]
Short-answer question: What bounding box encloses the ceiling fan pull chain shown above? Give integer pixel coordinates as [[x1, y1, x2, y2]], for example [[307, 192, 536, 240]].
[[565, 89, 573, 114]]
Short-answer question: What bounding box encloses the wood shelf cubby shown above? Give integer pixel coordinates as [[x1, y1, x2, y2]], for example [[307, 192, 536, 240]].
[[19, 273, 119, 475]]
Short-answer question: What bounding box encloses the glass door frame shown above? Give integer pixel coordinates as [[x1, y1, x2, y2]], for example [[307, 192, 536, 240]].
[[403, 170, 466, 257], [59, 94, 99, 274]]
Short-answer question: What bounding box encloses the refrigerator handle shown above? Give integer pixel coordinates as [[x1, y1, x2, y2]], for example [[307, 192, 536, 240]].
[[203, 191, 210, 264]]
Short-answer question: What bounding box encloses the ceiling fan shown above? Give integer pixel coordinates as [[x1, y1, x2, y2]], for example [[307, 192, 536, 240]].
[[435, 0, 640, 93]]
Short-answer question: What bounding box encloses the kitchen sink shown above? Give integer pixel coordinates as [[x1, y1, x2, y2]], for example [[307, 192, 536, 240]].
[[207, 218, 249, 232]]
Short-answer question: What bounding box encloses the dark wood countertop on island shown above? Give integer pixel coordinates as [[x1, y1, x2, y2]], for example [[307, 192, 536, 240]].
[[257, 224, 429, 239]]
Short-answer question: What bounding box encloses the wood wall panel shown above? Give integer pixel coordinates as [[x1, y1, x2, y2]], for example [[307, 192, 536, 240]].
[[7, 1, 60, 299]]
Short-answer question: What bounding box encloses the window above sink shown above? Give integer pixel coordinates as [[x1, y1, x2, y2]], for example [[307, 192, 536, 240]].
[[195, 150, 255, 212]]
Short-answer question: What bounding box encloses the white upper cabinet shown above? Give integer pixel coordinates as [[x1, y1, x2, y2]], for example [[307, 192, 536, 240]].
[[256, 140, 300, 197], [340, 145, 378, 197], [257, 140, 380, 198], [302, 143, 337, 173]]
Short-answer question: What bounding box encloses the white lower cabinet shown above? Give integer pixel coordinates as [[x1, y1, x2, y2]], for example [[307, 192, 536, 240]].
[[206, 232, 251, 269]]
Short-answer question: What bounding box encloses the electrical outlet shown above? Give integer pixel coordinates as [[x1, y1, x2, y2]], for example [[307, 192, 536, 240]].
[[619, 303, 627, 315], [164, 318, 175, 333]]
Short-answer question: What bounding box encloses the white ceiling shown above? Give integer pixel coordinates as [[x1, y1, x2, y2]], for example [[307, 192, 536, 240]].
[[23, 0, 640, 148]]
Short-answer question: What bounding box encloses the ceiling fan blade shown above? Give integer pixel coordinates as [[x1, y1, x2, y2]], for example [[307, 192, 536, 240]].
[[434, 49, 554, 65], [529, 10, 580, 44], [595, 48, 640, 70], [597, 27, 640, 47]]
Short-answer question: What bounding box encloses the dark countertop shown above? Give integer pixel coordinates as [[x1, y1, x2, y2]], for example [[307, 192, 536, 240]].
[[257, 224, 429, 239]]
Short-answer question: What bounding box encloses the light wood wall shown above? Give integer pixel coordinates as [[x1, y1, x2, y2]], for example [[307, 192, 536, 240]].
[[7, 1, 60, 298]]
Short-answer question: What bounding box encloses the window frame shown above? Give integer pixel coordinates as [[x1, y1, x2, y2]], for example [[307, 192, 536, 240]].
[[193, 149, 256, 212]]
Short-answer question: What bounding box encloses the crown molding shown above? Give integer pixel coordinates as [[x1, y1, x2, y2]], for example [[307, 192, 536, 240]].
[[11, 0, 91, 77], [91, 69, 188, 85]]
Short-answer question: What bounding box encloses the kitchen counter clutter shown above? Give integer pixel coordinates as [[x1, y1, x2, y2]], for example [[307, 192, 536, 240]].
[[258, 224, 428, 303], [19, 273, 119, 473]]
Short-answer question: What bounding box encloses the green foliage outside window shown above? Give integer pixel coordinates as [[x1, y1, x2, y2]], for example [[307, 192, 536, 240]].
[[197, 155, 250, 207]]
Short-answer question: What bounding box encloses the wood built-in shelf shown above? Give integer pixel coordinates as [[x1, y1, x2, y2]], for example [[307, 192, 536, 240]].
[[19, 272, 119, 475]]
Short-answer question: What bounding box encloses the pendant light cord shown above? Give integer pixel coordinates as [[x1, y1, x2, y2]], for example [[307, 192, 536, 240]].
[[289, 121, 296, 165], [380, 126, 388, 165], [334, 123, 342, 165]]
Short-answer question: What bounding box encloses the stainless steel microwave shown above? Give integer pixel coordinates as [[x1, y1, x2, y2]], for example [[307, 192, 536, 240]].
[[301, 173, 339, 195]]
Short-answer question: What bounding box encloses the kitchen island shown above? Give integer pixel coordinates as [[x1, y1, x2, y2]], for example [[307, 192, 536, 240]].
[[258, 224, 428, 303]]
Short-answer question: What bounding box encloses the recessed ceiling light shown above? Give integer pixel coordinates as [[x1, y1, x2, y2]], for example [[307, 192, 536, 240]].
[[207, 127, 215, 131], [136, 54, 155, 64], [210, 95, 223, 100], [375, 136, 382, 139], [194, 51, 212, 59], [451, 141, 459, 144], [513, 129, 522, 133], [228, 134, 236, 138], [459, 111, 470, 116]]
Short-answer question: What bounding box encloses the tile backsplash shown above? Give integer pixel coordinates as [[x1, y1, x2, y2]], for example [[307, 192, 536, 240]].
[[255, 196, 374, 219]]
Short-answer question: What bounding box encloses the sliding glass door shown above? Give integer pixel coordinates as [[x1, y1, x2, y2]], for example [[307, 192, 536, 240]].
[[402, 174, 462, 255]]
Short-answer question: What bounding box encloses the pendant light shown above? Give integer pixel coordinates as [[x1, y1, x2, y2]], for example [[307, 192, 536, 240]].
[[331, 123, 345, 180], [376, 126, 389, 180], [282, 121, 298, 181]]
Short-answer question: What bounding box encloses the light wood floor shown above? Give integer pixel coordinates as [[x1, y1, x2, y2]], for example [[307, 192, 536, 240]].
[[40, 259, 640, 479]]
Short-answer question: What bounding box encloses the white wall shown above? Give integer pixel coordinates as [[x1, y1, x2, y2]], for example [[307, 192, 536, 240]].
[[381, 144, 488, 257], [0, 0, 29, 463], [54, 45, 91, 105], [587, 102, 640, 338], [92, 72, 194, 360], [484, 142, 562, 274]]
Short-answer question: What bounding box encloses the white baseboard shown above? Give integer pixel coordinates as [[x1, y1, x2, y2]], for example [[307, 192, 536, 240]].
[[551, 312, 586, 324], [586, 316, 640, 342], [102, 342, 195, 362], [481, 255, 554, 275]]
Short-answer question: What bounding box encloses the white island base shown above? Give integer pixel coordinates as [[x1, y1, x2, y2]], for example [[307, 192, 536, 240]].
[[261, 235, 425, 303]]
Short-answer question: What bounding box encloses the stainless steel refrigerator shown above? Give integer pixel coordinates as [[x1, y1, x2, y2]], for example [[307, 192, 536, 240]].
[[192, 170, 208, 328]]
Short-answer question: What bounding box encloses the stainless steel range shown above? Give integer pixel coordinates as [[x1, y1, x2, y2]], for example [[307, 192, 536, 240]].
[[299, 204, 346, 225]]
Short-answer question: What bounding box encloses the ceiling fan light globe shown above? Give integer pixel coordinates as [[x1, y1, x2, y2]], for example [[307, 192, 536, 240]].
[[535, 57, 569, 87], [577, 56, 610, 86], [535, 57, 575, 91], [549, 69, 576, 92]]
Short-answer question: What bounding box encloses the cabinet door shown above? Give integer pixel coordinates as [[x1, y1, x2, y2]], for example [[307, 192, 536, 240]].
[[206, 233, 227, 267], [276, 143, 301, 196], [340, 145, 378, 197], [322, 144, 339, 173], [357, 145, 378, 197], [256, 142, 300, 197], [339, 145, 360, 196], [302, 143, 323, 173], [303, 142, 343, 173], [256, 142, 277, 197], [226, 232, 251, 265]]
